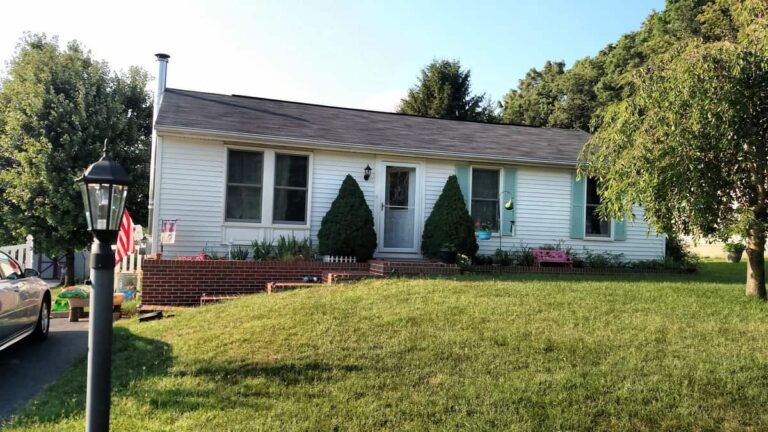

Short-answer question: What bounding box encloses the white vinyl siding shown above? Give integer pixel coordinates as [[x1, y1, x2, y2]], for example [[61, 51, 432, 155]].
[[310, 150, 376, 244], [154, 135, 664, 260], [474, 166, 664, 260], [156, 136, 227, 256]]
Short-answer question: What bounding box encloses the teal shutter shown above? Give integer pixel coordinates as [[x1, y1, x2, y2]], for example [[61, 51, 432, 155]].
[[502, 167, 517, 236], [455, 164, 470, 209], [614, 219, 627, 241], [570, 173, 586, 239]]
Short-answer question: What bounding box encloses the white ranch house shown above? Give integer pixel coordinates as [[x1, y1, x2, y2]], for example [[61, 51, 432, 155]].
[[147, 60, 664, 261]]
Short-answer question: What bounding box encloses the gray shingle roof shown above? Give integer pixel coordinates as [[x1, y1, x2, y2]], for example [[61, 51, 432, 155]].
[[155, 88, 589, 166]]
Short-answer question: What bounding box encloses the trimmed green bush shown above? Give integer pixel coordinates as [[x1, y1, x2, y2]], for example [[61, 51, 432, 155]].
[[421, 175, 478, 258], [318, 175, 377, 261]]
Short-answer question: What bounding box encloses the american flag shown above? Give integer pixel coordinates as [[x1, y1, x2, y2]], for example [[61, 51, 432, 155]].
[[115, 210, 136, 265]]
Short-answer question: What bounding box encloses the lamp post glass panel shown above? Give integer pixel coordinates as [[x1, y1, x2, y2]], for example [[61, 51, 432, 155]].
[[76, 152, 130, 432]]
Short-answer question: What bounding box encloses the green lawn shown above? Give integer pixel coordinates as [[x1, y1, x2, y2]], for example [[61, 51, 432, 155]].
[[7, 261, 768, 431]]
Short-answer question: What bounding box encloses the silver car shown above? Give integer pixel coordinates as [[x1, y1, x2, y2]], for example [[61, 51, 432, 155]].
[[0, 251, 50, 350]]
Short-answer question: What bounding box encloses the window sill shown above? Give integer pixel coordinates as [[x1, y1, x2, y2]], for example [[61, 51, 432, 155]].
[[223, 221, 311, 230], [583, 236, 613, 242]]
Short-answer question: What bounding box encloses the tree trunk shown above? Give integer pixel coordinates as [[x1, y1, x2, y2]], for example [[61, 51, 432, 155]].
[[64, 248, 76, 287], [745, 234, 767, 299]]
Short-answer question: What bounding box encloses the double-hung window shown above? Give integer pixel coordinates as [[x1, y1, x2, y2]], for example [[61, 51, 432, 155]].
[[585, 177, 611, 238], [273, 154, 309, 224], [471, 168, 500, 231], [226, 150, 264, 222]]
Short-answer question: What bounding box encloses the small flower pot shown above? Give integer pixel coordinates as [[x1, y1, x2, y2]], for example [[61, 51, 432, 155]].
[[726, 251, 743, 263], [438, 250, 457, 264], [476, 231, 492, 241]]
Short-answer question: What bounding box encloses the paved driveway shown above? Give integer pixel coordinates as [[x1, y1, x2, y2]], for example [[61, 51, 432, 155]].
[[0, 319, 89, 423]]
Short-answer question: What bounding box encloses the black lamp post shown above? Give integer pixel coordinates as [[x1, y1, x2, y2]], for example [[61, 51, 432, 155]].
[[76, 150, 130, 432]]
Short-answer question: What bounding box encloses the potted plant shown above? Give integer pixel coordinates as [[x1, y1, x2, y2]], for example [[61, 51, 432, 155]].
[[723, 242, 745, 263], [438, 243, 457, 264], [475, 219, 492, 240]]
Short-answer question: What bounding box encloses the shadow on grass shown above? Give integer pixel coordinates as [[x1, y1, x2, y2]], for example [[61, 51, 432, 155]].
[[145, 361, 364, 412], [9, 326, 172, 427]]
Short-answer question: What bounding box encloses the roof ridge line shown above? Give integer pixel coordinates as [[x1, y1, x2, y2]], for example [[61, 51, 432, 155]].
[[164, 87, 589, 133]]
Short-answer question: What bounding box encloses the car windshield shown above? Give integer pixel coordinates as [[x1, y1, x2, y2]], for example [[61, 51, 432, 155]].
[[0, 252, 22, 280]]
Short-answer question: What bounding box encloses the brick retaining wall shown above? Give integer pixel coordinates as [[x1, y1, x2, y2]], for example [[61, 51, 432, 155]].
[[141, 259, 369, 307], [369, 259, 460, 276]]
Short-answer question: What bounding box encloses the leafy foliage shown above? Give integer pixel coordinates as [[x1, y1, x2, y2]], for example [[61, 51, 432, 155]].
[[251, 239, 274, 261], [0, 34, 152, 283], [398, 59, 497, 122], [249, 236, 313, 261], [723, 242, 746, 254], [230, 246, 249, 260], [581, 0, 768, 296], [500, 0, 717, 131], [274, 235, 313, 261], [318, 175, 377, 261], [665, 235, 692, 262], [421, 175, 478, 258]]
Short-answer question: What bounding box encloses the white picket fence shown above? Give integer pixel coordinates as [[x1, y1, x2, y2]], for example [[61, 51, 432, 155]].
[[0, 235, 34, 269], [116, 252, 144, 274], [322, 255, 357, 263]]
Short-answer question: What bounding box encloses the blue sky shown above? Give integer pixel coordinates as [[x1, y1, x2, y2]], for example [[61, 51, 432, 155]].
[[0, 0, 665, 111]]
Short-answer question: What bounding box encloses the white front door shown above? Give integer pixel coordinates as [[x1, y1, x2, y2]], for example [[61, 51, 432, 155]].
[[376, 161, 422, 253]]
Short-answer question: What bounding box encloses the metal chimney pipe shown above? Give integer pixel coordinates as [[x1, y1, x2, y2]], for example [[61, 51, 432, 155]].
[[148, 53, 170, 251], [152, 53, 170, 123]]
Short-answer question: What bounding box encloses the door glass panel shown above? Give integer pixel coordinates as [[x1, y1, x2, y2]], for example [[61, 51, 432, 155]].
[[384, 166, 416, 249]]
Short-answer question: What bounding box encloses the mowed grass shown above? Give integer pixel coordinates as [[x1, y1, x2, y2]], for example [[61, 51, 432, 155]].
[[6, 261, 768, 431]]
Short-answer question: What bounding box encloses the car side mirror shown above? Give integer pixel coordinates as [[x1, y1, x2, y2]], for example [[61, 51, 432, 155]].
[[24, 268, 40, 278]]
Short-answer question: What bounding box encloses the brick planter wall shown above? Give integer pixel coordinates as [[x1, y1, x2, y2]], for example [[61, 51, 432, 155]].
[[369, 259, 460, 276], [141, 259, 370, 307]]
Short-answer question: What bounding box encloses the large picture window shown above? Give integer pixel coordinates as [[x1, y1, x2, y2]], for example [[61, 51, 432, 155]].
[[585, 177, 611, 238], [471, 168, 500, 231], [273, 154, 309, 224], [226, 150, 264, 222]]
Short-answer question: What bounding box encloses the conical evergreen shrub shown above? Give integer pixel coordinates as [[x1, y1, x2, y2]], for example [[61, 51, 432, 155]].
[[318, 175, 377, 261], [421, 175, 478, 258]]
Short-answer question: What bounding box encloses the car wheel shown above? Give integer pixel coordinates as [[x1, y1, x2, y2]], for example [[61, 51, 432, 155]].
[[32, 299, 50, 341]]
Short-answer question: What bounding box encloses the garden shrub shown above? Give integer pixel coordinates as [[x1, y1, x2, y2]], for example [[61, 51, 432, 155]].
[[422, 175, 478, 258], [578, 250, 626, 268], [665, 234, 692, 262], [230, 246, 249, 260], [249, 236, 313, 261], [510, 244, 535, 266], [275, 235, 313, 261], [318, 175, 377, 261], [251, 239, 274, 261]]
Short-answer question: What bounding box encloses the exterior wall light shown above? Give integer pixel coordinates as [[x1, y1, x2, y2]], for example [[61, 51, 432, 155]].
[[364, 164, 372, 181]]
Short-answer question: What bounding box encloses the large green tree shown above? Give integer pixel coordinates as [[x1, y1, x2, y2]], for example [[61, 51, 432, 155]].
[[501, 61, 566, 127], [500, 0, 717, 132], [581, 0, 768, 297], [398, 59, 496, 122], [0, 34, 152, 284]]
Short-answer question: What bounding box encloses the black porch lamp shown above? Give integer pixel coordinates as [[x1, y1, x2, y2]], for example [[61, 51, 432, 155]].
[[75, 148, 130, 432], [77, 153, 131, 243], [364, 164, 372, 181]]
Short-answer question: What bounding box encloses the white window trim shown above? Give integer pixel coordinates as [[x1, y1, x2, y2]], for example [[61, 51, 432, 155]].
[[469, 165, 503, 235], [583, 178, 613, 241], [223, 144, 313, 229]]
